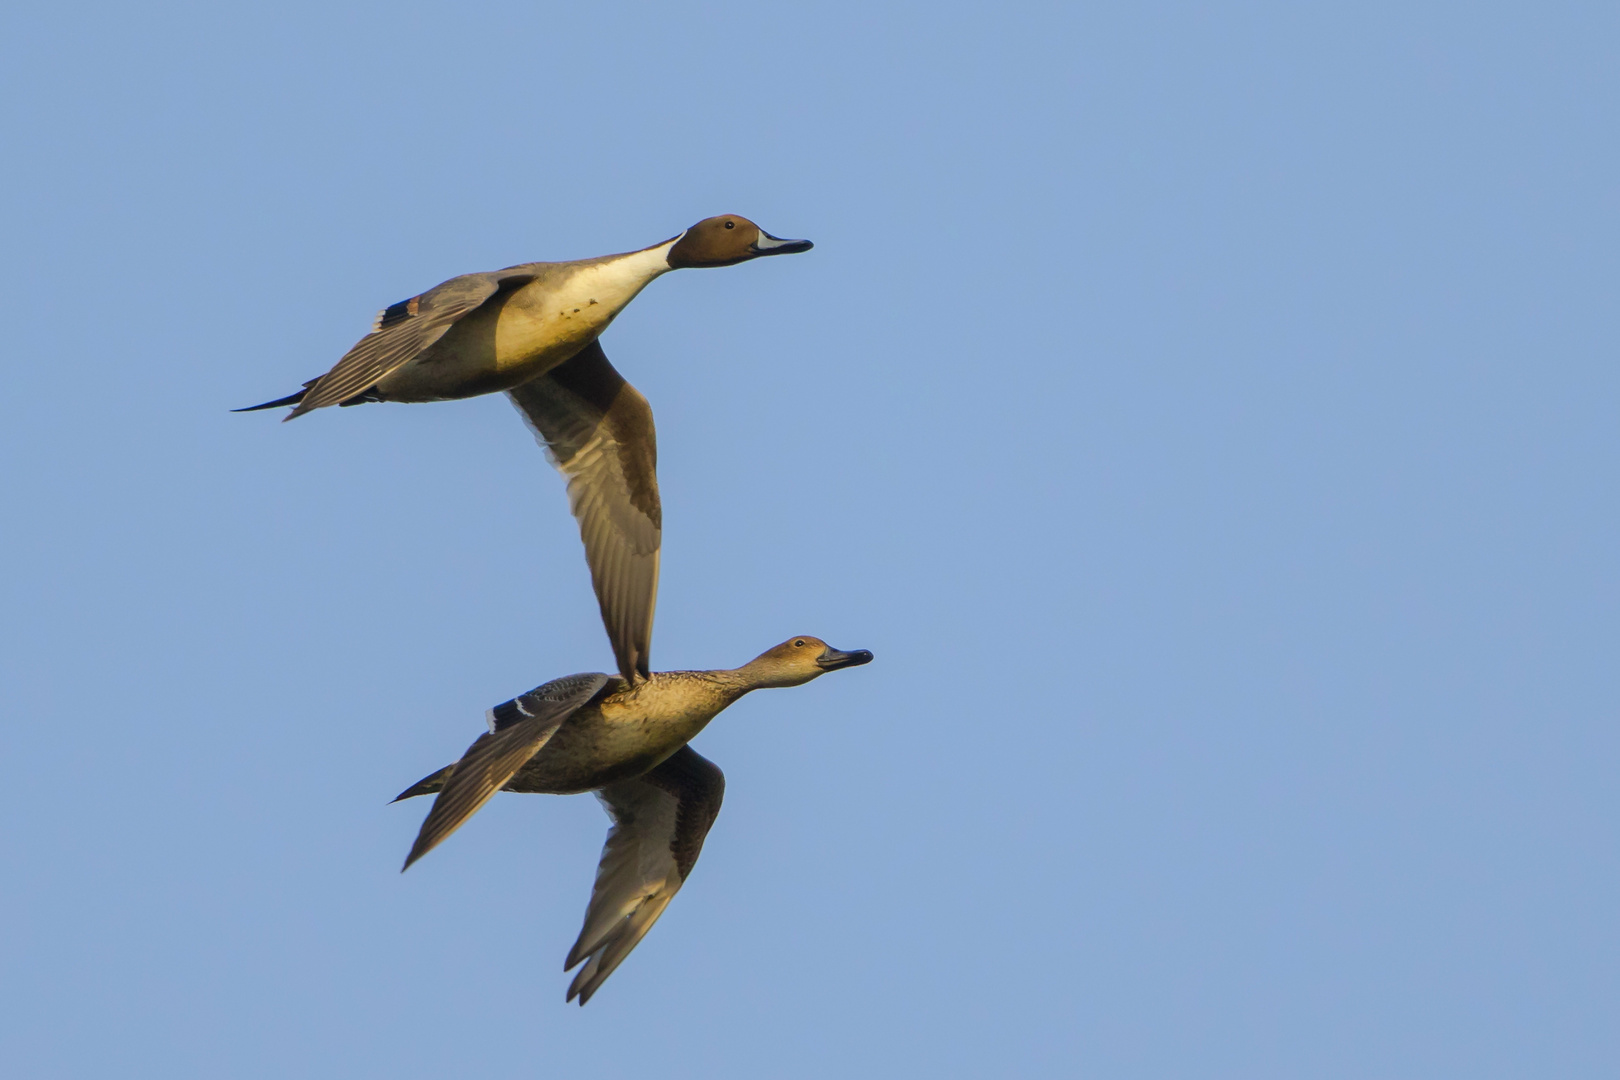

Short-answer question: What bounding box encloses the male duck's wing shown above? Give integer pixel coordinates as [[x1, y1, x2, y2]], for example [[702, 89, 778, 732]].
[[565, 745, 725, 1005], [400, 672, 608, 871], [507, 340, 661, 685], [288, 268, 536, 419]]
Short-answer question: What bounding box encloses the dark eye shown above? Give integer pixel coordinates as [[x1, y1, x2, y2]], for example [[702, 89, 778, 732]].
[[794, 639, 805, 647], [724, 221, 735, 229]]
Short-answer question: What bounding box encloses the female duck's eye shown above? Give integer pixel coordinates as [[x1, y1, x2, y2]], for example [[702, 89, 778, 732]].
[[724, 221, 735, 229], [794, 639, 805, 647]]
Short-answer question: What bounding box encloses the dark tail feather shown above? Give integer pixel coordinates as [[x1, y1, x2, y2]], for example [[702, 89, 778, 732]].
[[392, 765, 454, 803], [235, 382, 381, 416], [233, 388, 308, 413]]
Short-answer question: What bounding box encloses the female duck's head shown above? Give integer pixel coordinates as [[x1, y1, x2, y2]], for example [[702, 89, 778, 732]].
[[741, 635, 873, 689]]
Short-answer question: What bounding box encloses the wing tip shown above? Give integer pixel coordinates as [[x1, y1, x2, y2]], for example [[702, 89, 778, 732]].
[[564, 942, 589, 972], [400, 839, 429, 873], [565, 959, 600, 1005]]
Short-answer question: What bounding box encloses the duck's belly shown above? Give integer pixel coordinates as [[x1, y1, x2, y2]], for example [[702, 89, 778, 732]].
[[504, 688, 720, 795], [504, 718, 684, 794]]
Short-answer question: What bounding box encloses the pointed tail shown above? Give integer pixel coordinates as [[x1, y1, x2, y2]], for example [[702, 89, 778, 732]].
[[232, 388, 309, 413], [391, 765, 454, 803]]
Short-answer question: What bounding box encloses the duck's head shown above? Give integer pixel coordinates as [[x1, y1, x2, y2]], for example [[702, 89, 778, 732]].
[[666, 214, 813, 269], [741, 635, 874, 688]]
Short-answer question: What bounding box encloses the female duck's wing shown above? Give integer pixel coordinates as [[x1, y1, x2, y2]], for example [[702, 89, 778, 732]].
[[287, 268, 536, 419], [565, 745, 725, 1005], [400, 672, 609, 871], [507, 340, 660, 685]]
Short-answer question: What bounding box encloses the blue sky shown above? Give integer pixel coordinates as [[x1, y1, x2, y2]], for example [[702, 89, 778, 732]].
[[2, 2, 1616, 1076]]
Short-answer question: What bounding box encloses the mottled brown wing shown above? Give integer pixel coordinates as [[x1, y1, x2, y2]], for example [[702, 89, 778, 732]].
[[289, 269, 535, 418], [564, 745, 725, 1005], [400, 672, 608, 871], [507, 340, 660, 684]]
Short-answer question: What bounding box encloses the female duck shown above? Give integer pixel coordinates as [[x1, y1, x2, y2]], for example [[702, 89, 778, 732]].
[[394, 635, 873, 1004]]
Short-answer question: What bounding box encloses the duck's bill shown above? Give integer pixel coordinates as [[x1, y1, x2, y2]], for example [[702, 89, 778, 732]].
[[752, 230, 813, 256], [816, 646, 874, 671]]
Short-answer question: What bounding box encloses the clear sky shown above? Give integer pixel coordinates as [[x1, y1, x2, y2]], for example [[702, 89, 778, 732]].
[[2, 2, 1616, 1076]]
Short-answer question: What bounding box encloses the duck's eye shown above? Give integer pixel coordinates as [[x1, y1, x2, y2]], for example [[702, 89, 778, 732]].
[[724, 221, 735, 229], [794, 639, 805, 648]]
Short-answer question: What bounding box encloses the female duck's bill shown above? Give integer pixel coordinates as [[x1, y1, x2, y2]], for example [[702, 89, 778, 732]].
[[815, 646, 874, 671]]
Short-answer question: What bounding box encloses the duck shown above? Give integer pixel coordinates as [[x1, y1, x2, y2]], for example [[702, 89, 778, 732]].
[[392, 635, 874, 1004], [238, 214, 811, 686], [236, 214, 811, 417]]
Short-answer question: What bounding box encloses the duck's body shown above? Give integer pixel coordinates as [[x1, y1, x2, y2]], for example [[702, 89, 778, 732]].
[[367, 242, 677, 404], [238, 215, 810, 418], [505, 669, 740, 794], [393, 636, 874, 1004]]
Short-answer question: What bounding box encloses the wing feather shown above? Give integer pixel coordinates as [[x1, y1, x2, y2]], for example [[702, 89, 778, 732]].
[[290, 270, 535, 418], [507, 341, 660, 684], [564, 745, 725, 1004], [401, 672, 608, 871]]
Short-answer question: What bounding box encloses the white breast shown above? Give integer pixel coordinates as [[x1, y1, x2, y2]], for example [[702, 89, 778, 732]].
[[560, 241, 676, 316], [493, 241, 676, 370]]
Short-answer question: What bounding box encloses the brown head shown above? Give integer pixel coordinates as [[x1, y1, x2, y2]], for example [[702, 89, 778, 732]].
[[666, 214, 813, 269], [738, 635, 874, 689]]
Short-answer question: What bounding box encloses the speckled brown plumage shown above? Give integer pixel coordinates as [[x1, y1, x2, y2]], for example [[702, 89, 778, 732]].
[[392, 636, 873, 1004]]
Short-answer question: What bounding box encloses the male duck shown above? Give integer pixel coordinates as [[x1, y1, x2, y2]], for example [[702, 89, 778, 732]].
[[238, 214, 810, 417], [393, 635, 874, 1004], [239, 215, 811, 686]]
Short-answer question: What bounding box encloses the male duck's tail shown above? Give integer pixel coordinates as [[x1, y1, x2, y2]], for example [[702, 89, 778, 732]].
[[232, 387, 308, 412], [233, 378, 382, 415]]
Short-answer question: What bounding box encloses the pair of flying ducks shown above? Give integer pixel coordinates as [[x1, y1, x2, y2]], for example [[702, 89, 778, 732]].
[[243, 214, 872, 1003]]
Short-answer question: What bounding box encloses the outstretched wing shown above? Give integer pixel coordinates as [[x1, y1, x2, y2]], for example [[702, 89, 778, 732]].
[[565, 745, 725, 1005], [401, 672, 608, 871], [507, 340, 661, 685], [289, 269, 535, 419]]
